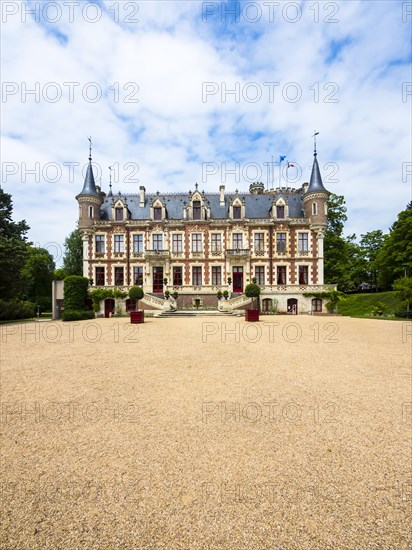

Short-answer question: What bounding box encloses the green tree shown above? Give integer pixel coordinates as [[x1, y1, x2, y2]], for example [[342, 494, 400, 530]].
[[0, 186, 30, 300], [63, 228, 83, 276], [375, 205, 412, 289], [21, 247, 55, 310], [359, 230, 387, 288], [393, 277, 412, 312]]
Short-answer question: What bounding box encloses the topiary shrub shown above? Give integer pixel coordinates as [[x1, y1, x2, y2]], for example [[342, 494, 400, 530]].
[[129, 286, 144, 310], [245, 283, 261, 310], [63, 310, 95, 322], [64, 276, 89, 311]]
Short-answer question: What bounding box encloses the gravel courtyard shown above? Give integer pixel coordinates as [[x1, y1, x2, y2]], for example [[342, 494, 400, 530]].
[[1, 316, 411, 549]]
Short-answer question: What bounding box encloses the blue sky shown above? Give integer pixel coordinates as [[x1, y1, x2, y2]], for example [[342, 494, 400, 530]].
[[1, 0, 411, 265]]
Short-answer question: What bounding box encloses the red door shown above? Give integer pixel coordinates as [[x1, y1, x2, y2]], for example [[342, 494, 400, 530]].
[[105, 298, 115, 318], [153, 266, 163, 293], [287, 298, 298, 314], [233, 267, 243, 293]]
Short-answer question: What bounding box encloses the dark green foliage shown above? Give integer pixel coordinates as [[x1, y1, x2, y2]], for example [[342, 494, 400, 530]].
[[0, 300, 35, 321], [62, 310, 95, 322], [129, 286, 144, 303], [64, 276, 89, 311], [21, 246, 55, 307], [89, 288, 114, 311], [393, 277, 412, 311], [245, 283, 261, 298], [337, 291, 401, 317], [63, 228, 83, 276], [54, 269, 67, 280], [0, 186, 30, 300]]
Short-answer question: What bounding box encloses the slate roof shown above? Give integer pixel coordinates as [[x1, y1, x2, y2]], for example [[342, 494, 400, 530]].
[[100, 191, 306, 221], [307, 153, 328, 194], [78, 161, 99, 197]]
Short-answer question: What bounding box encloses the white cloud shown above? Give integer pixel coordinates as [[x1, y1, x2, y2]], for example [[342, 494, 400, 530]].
[[1, 0, 411, 265]]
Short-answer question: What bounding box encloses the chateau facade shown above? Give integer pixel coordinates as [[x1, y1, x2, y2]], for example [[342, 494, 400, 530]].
[[76, 148, 336, 314]]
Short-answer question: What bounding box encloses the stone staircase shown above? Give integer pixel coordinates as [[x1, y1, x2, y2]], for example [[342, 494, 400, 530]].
[[155, 310, 242, 318]]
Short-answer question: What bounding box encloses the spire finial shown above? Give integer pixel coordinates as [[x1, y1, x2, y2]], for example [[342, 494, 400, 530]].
[[312, 131, 319, 156], [88, 136, 92, 162], [108, 165, 113, 196]]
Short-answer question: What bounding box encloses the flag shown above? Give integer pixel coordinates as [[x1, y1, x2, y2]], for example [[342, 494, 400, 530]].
[[288, 162, 295, 168], [279, 155, 286, 162]]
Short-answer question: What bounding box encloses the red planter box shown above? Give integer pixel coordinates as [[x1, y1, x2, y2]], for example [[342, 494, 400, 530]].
[[245, 309, 259, 322], [130, 310, 144, 324]]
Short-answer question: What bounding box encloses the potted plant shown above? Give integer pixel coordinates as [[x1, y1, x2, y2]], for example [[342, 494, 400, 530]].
[[245, 282, 260, 322], [227, 276, 232, 285], [163, 277, 168, 286], [129, 286, 145, 323], [164, 290, 170, 300], [172, 291, 179, 300], [217, 290, 223, 300], [223, 290, 229, 300]]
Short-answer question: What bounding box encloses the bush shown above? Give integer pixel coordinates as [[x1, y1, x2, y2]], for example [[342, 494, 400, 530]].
[[62, 310, 95, 322], [113, 289, 128, 299], [129, 286, 144, 304], [64, 276, 89, 311], [0, 300, 35, 321], [89, 288, 114, 311], [370, 302, 388, 316], [395, 311, 412, 318]]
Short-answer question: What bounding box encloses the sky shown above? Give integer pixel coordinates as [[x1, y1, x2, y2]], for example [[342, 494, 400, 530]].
[[1, 0, 411, 266]]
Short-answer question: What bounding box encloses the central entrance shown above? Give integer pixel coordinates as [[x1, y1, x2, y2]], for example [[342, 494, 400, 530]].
[[153, 266, 164, 293], [233, 266, 244, 293]]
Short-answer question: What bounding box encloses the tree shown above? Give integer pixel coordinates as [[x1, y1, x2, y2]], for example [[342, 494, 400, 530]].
[[21, 247, 55, 310], [129, 286, 144, 310], [0, 186, 30, 300], [359, 230, 387, 288], [63, 228, 83, 276], [393, 277, 412, 312], [375, 205, 412, 289]]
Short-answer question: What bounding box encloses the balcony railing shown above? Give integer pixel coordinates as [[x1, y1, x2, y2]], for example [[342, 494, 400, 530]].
[[145, 249, 170, 259], [226, 248, 251, 258]]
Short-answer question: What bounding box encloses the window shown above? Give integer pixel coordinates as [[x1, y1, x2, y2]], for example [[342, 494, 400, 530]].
[[173, 266, 183, 286], [192, 266, 202, 286], [114, 267, 124, 286], [211, 233, 221, 252], [276, 205, 285, 218], [193, 200, 201, 220], [153, 234, 163, 251], [254, 233, 264, 252], [191, 233, 202, 253], [133, 234, 143, 254], [298, 233, 309, 253], [233, 206, 241, 219], [114, 235, 124, 253], [133, 266, 144, 285], [89, 206, 93, 218], [298, 265, 308, 285], [95, 267, 105, 286], [154, 207, 162, 220], [95, 235, 105, 253], [277, 266, 286, 285], [232, 233, 243, 249], [172, 234, 183, 253], [212, 266, 222, 286], [255, 266, 265, 286], [276, 233, 287, 253], [115, 207, 123, 221], [312, 298, 322, 312], [312, 203, 317, 215]]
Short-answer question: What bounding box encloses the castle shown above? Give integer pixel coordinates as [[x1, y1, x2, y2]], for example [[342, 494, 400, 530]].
[[75, 144, 336, 316]]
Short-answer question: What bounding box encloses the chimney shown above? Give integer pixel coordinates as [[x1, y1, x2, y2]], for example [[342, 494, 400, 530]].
[[139, 186, 145, 207], [219, 185, 225, 206]]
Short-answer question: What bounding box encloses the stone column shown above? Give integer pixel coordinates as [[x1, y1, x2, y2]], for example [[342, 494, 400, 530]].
[[316, 228, 325, 285]]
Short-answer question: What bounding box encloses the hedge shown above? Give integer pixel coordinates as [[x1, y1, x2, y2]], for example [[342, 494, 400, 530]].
[[0, 300, 35, 321], [62, 310, 95, 322], [64, 276, 90, 311]]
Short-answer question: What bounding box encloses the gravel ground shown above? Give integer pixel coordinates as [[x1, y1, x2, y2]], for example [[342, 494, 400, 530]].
[[0, 316, 411, 550]]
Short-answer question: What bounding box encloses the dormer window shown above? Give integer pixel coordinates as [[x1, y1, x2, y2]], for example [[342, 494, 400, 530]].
[[154, 207, 162, 220], [233, 206, 241, 219], [276, 205, 285, 218], [115, 208, 123, 221], [193, 201, 201, 220]]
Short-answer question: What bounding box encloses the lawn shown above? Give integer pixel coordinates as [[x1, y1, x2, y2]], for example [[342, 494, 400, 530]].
[[338, 291, 401, 317]]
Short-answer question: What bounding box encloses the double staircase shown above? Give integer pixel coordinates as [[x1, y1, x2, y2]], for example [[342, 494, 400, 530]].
[[141, 292, 249, 317]]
